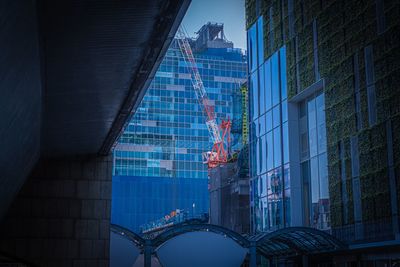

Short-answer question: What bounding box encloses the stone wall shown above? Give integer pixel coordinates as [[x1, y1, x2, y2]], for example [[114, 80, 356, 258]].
[[0, 155, 112, 267]]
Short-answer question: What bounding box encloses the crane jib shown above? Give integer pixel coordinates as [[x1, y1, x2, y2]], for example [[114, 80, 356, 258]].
[[176, 26, 230, 168]]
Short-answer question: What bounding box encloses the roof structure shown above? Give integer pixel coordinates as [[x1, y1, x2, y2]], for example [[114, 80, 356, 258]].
[[151, 222, 250, 248], [112, 222, 347, 258], [111, 224, 145, 249], [249, 227, 347, 257]]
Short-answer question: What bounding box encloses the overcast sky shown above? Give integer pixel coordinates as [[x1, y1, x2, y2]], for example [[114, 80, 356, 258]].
[[181, 0, 247, 50]]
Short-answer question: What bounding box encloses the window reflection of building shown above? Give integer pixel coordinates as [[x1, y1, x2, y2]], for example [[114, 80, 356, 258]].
[[248, 15, 290, 233], [299, 93, 329, 230]]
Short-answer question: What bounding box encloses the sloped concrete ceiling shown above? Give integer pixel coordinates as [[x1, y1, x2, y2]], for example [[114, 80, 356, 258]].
[[0, 0, 189, 220], [0, 0, 42, 219], [40, 0, 189, 156]]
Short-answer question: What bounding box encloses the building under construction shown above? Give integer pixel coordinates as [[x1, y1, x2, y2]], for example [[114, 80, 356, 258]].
[[208, 82, 250, 234], [188, 22, 234, 53], [112, 23, 247, 232], [209, 145, 250, 234]]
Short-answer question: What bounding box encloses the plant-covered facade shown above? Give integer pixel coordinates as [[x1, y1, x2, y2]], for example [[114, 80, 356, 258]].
[[246, 0, 400, 264]]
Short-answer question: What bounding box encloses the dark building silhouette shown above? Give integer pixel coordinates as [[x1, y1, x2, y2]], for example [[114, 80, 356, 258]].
[[0, 0, 189, 266]]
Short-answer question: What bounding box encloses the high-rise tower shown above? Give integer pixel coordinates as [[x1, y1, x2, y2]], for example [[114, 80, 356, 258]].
[[112, 23, 247, 232]]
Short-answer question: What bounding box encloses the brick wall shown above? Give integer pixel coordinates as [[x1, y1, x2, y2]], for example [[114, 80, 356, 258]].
[[0, 155, 112, 267]]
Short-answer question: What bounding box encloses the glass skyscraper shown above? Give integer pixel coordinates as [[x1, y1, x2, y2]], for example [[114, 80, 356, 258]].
[[112, 23, 247, 232]]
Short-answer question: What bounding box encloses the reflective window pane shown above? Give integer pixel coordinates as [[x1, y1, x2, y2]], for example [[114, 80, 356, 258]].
[[248, 23, 258, 72], [264, 60, 272, 111], [283, 122, 289, 164], [282, 100, 288, 122], [255, 118, 259, 138], [273, 105, 281, 128], [283, 163, 290, 189], [250, 141, 256, 177], [261, 174, 267, 198], [262, 198, 269, 230], [259, 64, 266, 115], [266, 110, 273, 133], [301, 161, 311, 226], [316, 93, 326, 153], [260, 135, 266, 174], [285, 188, 291, 227], [267, 132, 273, 171], [256, 138, 261, 175], [310, 157, 320, 228], [259, 113, 266, 136], [273, 127, 282, 168], [318, 153, 329, 199], [271, 52, 280, 106], [308, 98, 318, 157], [251, 71, 259, 120]]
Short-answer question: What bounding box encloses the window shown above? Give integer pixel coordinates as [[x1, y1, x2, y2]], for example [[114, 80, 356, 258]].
[[259, 64, 266, 115], [283, 122, 289, 164], [264, 60, 272, 111], [300, 92, 329, 230], [308, 98, 318, 157], [282, 100, 288, 123], [251, 71, 259, 120], [260, 134, 266, 174], [273, 127, 282, 168], [266, 110, 273, 133], [301, 161, 311, 226], [267, 131, 274, 171], [248, 23, 258, 73], [273, 105, 281, 128], [248, 45, 289, 232], [271, 53, 280, 106]]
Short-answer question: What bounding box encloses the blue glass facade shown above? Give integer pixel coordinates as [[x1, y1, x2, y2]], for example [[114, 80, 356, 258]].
[[247, 16, 329, 233], [248, 16, 290, 232], [112, 176, 209, 231], [112, 39, 247, 232]]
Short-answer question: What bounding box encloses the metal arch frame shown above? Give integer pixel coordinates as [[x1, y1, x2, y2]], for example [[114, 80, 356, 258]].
[[255, 227, 347, 257], [111, 224, 146, 250], [109, 224, 347, 263], [151, 222, 250, 248]]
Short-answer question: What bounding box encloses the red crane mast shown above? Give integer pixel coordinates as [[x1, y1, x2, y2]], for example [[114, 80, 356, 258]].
[[176, 26, 231, 168]]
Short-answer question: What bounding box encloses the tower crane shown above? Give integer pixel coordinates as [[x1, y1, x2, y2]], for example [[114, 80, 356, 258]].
[[175, 26, 231, 168]]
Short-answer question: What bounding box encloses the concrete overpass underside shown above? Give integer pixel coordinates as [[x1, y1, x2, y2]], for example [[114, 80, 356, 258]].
[[0, 0, 189, 266]]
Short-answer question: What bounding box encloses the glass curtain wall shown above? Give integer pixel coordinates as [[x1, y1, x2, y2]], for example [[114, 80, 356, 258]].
[[248, 16, 290, 233], [299, 93, 330, 230], [112, 42, 247, 231]]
